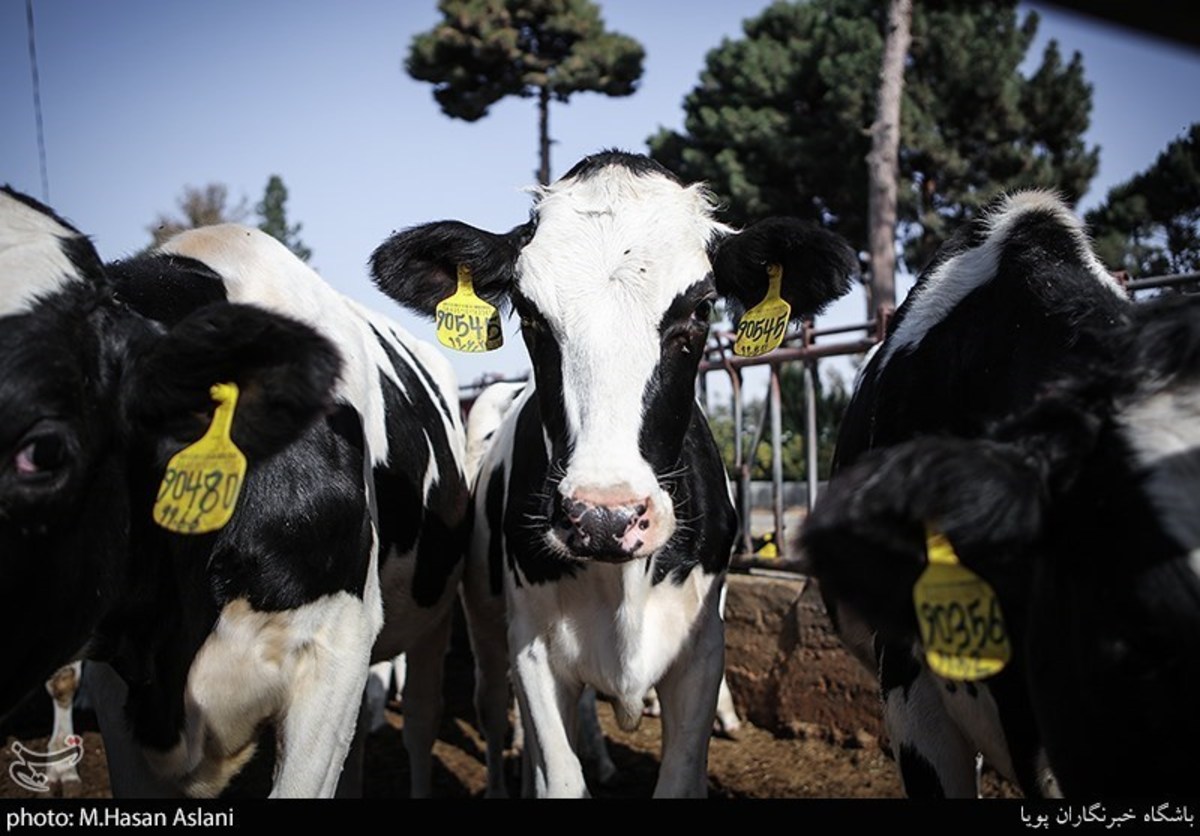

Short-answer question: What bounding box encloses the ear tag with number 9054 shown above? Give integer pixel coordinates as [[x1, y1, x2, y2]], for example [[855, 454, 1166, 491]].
[[734, 263, 791, 357], [912, 526, 1012, 681], [435, 265, 503, 353], [153, 382, 247, 535]]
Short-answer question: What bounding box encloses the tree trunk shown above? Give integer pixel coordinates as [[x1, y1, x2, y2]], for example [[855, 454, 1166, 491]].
[[538, 86, 551, 186], [865, 0, 912, 317]]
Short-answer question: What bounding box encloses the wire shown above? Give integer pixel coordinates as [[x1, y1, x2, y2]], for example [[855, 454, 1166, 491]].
[[26, 0, 50, 203]]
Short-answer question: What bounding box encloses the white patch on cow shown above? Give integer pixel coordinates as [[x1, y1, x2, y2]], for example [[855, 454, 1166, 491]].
[[1119, 386, 1200, 469], [876, 190, 1123, 372], [517, 168, 726, 546], [464, 380, 525, 485], [158, 226, 465, 476], [1118, 383, 1200, 574], [0, 192, 86, 316], [141, 591, 377, 798], [935, 677, 1017, 784]]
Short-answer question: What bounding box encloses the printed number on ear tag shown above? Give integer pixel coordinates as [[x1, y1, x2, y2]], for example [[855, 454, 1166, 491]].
[[435, 265, 503, 353], [153, 382, 247, 535], [912, 526, 1012, 681], [733, 263, 791, 357]]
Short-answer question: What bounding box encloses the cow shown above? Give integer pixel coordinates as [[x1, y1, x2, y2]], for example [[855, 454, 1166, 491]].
[[803, 292, 1200, 797], [368, 150, 858, 797], [801, 190, 1148, 797], [0, 186, 468, 798]]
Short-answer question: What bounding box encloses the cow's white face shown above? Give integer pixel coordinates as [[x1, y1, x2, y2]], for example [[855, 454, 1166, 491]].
[[513, 165, 725, 558], [371, 150, 858, 564]]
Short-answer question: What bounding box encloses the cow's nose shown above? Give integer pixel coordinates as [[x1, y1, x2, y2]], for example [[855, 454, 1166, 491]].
[[556, 494, 651, 558]]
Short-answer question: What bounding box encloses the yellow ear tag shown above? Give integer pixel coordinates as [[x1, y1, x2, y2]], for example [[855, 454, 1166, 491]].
[[153, 382, 247, 535], [912, 526, 1012, 681], [435, 265, 503, 353], [733, 263, 791, 357]]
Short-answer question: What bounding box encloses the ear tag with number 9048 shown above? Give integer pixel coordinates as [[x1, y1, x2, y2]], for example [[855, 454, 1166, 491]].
[[733, 263, 791, 357], [435, 265, 503, 353], [913, 526, 1012, 681], [153, 382, 247, 535]]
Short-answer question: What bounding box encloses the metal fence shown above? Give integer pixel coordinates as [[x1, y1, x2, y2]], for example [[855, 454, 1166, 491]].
[[458, 272, 1197, 570]]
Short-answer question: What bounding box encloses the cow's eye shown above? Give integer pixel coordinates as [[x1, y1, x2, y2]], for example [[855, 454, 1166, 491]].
[[13, 434, 68, 477], [693, 299, 714, 322]]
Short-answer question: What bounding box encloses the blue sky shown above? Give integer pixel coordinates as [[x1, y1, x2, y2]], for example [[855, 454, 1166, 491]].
[[3, 1, 1198, 389]]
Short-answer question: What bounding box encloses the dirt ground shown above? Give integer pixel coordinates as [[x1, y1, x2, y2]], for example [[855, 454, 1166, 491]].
[[1, 643, 905, 801]]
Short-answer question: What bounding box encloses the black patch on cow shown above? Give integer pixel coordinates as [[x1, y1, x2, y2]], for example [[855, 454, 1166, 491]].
[[647, 407, 737, 585], [558, 150, 681, 186], [109, 254, 228, 326], [372, 328, 468, 608], [639, 280, 714, 473], [878, 641, 921, 701], [897, 744, 946, 798], [503, 396, 578, 586], [513, 291, 570, 463], [485, 461, 507, 597]]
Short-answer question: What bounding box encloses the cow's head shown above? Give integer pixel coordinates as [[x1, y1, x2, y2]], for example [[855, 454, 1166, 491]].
[[801, 294, 1200, 794], [0, 187, 341, 712], [372, 151, 856, 562]]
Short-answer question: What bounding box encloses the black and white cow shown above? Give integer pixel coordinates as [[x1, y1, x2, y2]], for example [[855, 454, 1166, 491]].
[[369, 150, 857, 797], [0, 187, 468, 797], [804, 292, 1200, 797], [802, 190, 1143, 797]]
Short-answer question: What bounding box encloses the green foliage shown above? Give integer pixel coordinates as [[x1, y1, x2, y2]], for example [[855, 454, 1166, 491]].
[[649, 0, 1098, 271], [708, 365, 850, 482], [408, 0, 644, 181], [256, 174, 312, 263], [1086, 123, 1200, 278], [408, 0, 643, 116]]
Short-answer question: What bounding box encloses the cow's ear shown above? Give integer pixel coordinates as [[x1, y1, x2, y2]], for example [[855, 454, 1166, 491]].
[[800, 437, 1045, 642], [370, 220, 531, 317], [126, 303, 342, 460], [712, 218, 858, 319]]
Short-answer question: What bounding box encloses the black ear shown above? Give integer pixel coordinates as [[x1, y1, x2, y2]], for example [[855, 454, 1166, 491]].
[[127, 303, 342, 460], [712, 218, 858, 318], [800, 436, 1045, 643], [370, 220, 532, 317]]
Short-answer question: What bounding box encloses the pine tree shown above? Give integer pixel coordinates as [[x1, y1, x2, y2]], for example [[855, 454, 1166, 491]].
[[256, 174, 312, 263], [407, 0, 644, 184], [1086, 123, 1200, 278], [649, 0, 1098, 273]]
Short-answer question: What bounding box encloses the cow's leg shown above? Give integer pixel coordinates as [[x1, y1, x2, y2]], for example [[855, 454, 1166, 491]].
[[364, 658, 395, 734], [511, 637, 586, 798], [44, 662, 83, 797], [713, 675, 742, 738], [879, 641, 977, 798], [83, 661, 180, 798], [652, 603, 724, 798], [460, 544, 514, 798], [576, 687, 617, 786], [401, 612, 453, 798], [269, 594, 375, 798]]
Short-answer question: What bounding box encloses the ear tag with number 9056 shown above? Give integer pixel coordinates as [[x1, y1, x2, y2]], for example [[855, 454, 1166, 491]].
[[734, 263, 791, 357], [435, 265, 503, 353], [913, 526, 1012, 681], [153, 382, 247, 535]]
